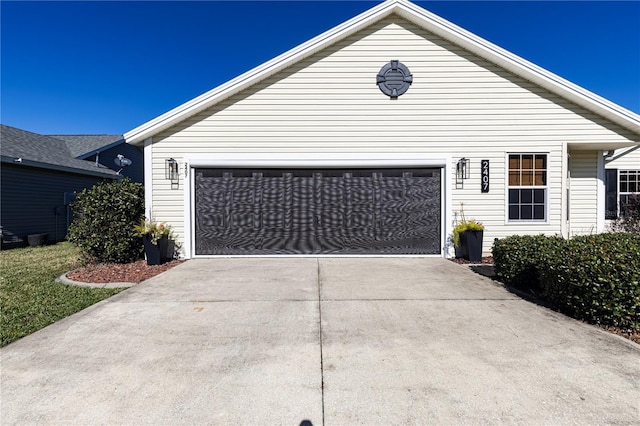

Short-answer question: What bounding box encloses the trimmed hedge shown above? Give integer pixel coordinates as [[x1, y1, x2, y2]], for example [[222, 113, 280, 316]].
[[492, 235, 565, 292], [67, 178, 145, 263], [493, 233, 640, 332], [538, 233, 640, 331]]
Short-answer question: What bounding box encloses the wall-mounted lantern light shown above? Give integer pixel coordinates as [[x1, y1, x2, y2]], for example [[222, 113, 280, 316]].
[[456, 157, 470, 189], [166, 158, 179, 189]]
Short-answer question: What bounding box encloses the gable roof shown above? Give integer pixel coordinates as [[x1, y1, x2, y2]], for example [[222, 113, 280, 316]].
[[1, 125, 119, 178], [48, 134, 125, 159], [124, 0, 640, 145]]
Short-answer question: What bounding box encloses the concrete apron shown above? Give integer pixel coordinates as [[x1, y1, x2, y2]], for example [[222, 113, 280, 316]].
[[1, 258, 638, 425]]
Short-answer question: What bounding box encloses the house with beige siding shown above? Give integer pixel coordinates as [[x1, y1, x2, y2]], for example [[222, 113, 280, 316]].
[[124, 0, 640, 258]]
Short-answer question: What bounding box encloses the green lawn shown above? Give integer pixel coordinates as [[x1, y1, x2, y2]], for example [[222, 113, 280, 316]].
[[0, 242, 125, 347]]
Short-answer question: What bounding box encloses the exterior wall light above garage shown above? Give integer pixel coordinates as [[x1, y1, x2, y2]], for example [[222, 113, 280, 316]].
[[456, 157, 470, 189], [165, 158, 179, 189]]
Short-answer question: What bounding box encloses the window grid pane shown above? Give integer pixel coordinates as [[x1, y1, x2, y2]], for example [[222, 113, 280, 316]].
[[509, 156, 520, 171], [508, 153, 547, 221], [509, 154, 546, 187], [619, 171, 640, 217], [508, 188, 546, 220], [508, 171, 520, 186], [620, 170, 640, 194]]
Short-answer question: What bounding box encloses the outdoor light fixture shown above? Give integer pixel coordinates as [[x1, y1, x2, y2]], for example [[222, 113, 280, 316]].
[[166, 158, 179, 189], [456, 157, 470, 189]]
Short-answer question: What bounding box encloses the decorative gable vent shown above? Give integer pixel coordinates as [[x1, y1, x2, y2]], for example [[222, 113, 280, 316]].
[[376, 60, 413, 98]]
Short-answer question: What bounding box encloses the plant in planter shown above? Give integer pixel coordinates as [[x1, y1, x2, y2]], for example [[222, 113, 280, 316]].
[[134, 220, 175, 265], [453, 205, 485, 262]]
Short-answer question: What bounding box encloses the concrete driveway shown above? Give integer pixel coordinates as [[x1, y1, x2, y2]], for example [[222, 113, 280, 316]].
[[1, 258, 639, 425]]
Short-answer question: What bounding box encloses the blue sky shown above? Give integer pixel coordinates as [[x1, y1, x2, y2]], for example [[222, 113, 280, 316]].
[[1, 1, 639, 135]]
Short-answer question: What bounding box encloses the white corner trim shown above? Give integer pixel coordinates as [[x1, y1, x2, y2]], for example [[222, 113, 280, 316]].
[[560, 141, 569, 238], [443, 155, 453, 257], [143, 138, 153, 219], [183, 159, 193, 259], [596, 150, 605, 233]]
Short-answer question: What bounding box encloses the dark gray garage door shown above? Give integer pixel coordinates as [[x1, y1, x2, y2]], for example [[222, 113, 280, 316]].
[[195, 168, 441, 255]]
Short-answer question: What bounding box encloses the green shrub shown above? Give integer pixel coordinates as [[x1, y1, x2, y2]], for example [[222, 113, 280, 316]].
[[492, 234, 566, 292], [67, 178, 145, 263], [538, 233, 640, 331]]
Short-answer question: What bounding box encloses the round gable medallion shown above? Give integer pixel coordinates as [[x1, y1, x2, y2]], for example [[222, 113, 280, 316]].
[[376, 60, 413, 98]]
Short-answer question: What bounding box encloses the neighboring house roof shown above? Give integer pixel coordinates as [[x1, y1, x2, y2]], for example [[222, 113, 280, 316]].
[[1, 125, 119, 178], [124, 0, 640, 145], [48, 134, 124, 159]]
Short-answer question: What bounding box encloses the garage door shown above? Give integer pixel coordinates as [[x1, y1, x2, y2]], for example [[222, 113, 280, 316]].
[[194, 168, 441, 255]]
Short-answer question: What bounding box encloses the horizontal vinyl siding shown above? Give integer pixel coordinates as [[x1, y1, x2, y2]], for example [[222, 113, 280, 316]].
[[148, 17, 637, 254], [1, 164, 114, 243], [569, 151, 599, 236], [606, 147, 640, 169]]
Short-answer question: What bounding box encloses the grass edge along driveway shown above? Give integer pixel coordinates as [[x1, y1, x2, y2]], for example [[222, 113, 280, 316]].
[[0, 242, 125, 347]]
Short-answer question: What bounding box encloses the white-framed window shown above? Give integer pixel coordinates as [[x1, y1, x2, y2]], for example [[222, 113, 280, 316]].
[[619, 170, 639, 217], [507, 153, 547, 221], [606, 169, 640, 219]]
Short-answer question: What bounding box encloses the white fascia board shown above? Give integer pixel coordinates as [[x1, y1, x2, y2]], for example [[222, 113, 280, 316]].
[[394, 1, 640, 136], [124, 1, 398, 146], [567, 141, 638, 151], [124, 0, 640, 147]]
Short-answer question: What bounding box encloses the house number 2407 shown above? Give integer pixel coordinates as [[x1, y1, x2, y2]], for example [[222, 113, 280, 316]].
[[481, 160, 489, 193]]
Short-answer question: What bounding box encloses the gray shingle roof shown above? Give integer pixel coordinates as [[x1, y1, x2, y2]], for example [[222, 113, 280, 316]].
[[48, 134, 124, 158], [1, 125, 119, 177]]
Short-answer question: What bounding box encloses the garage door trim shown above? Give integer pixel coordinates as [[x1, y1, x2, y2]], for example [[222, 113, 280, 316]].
[[183, 153, 452, 258]]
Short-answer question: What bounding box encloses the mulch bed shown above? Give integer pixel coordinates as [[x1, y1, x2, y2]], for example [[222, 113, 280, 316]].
[[449, 256, 494, 265], [601, 327, 640, 345], [67, 259, 184, 284]]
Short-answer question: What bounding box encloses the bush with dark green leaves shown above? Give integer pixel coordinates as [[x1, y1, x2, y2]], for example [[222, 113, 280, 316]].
[[67, 178, 145, 263], [538, 233, 640, 331], [492, 234, 566, 292]]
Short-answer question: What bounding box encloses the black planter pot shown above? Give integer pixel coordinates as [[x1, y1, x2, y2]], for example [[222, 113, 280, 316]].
[[464, 230, 484, 262], [455, 232, 469, 259], [143, 234, 169, 265]]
